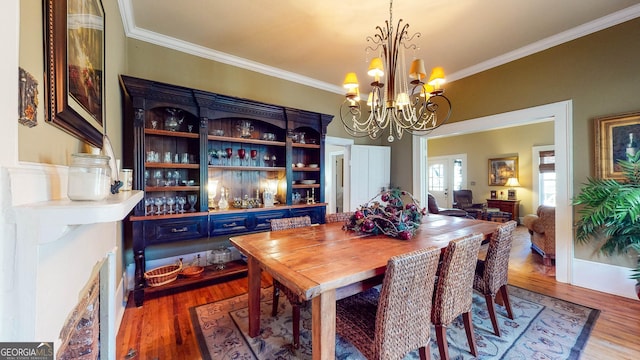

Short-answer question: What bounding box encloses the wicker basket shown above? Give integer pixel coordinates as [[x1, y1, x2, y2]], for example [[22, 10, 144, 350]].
[[181, 266, 204, 278], [144, 259, 183, 287]]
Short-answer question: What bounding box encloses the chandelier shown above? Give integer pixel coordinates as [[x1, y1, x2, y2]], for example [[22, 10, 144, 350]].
[[340, 0, 452, 142]]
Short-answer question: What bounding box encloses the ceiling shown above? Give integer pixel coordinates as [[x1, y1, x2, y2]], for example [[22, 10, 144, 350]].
[[119, 0, 640, 94]]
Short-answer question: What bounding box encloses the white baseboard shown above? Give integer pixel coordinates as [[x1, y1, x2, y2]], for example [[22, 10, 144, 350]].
[[115, 275, 127, 335], [572, 258, 637, 299]]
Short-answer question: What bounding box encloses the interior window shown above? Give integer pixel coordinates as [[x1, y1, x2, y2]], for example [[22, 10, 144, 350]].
[[538, 150, 556, 206]]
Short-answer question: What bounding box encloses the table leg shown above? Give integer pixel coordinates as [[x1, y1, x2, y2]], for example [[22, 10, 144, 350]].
[[312, 289, 336, 360], [247, 256, 262, 338]]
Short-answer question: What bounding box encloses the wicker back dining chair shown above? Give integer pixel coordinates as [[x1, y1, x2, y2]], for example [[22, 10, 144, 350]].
[[336, 247, 442, 360], [325, 211, 354, 224], [473, 220, 518, 336], [431, 233, 484, 360], [269, 215, 311, 348]]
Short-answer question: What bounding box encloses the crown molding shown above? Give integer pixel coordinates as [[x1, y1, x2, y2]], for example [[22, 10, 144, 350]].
[[447, 4, 640, 82], [118, 1, 640, 93]]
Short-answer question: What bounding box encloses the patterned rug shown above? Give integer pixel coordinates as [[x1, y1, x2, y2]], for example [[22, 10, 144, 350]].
[[190, 285, 599, 359]]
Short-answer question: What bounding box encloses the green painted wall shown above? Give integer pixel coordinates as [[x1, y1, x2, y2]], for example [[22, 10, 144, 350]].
[[390, 18, 640, 267], [428, 121, 554, 217]]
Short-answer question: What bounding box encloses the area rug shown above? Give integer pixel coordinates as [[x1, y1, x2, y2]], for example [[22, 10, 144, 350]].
[[190, 285, 599, 359]]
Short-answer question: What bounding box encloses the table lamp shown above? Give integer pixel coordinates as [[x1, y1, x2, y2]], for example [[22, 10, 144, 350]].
[[505, 177, 520, 200]]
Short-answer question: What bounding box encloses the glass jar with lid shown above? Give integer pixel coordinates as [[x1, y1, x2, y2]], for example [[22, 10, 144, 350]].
[[67, 153, 112, 201]]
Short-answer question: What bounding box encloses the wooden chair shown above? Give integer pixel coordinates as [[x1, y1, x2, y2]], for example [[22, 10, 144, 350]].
[[269, 215, 311, 348], [325, 211, 354, 223], [336, 247, 441, 360], [431, 233, 484, 360], [473, 220, 518, 336]]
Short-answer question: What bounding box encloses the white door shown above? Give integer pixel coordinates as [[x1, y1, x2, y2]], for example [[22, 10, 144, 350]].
[[350, 145, 391, 210], [427, 154, 467, 208]]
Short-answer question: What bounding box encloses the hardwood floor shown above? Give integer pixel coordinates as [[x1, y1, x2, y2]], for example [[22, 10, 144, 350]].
[[116, 225, 640, 359]]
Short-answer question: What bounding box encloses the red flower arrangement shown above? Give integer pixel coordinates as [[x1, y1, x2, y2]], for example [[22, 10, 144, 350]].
[[344, 188, 426, 240]]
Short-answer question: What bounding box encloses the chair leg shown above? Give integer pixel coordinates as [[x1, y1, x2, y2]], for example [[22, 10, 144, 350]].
[[484, 293, 501, 337], [292, 303, 300, 348], [271, 286, 279, 317], [499, 285, 514, 320], [462, 311, 478, 357], [435, 324, 450, 360], [418, 345, 430, 360]]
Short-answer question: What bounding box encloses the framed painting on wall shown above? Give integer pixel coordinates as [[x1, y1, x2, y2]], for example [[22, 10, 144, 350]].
[[488, 156, 518, 186], [594, 111, 640, 181], [44, 0, 105, 148]]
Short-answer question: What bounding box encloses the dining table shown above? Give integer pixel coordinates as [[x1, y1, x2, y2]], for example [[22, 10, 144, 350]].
[[229, 213, 500, 360]]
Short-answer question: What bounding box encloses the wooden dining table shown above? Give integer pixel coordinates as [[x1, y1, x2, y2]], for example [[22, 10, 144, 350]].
[[229, 214, 500, 360]]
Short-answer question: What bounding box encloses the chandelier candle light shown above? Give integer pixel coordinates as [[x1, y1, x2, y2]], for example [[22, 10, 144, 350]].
[[340, 0, 452, 142]]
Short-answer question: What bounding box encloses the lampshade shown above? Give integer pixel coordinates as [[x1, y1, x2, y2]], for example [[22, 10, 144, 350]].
[[396, 92, 410, 106], [505, 177, 520, 187], [427, 66, 446, 87], [409, 59, 427, 80], [420, 83, 435, 97], [343, 72, 359, 89], [367, 57, 385, 78]]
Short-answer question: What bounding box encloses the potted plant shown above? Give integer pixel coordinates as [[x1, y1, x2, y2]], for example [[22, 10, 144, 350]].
[[573, 152, 640, 297]]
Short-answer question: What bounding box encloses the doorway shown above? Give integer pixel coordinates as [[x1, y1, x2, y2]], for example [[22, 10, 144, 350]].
[[427, 154, 467, 208], [413, 100, 573, 284]]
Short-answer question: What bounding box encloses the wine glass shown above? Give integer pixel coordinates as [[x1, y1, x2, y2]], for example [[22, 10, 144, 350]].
[[177, 196, 186, 213], [217, 150, 225, 165], [225, 148, 233, 165], [271, 155, 277, 167], [166, 171, 173, 186], [151, 120, 158, 129], [263, 154, 270, 167], [144, 197, 153, 215], [238, 149, 246, 166], [187, 194, 197, 212], [166, 196, 175, 214], [153, 170, 163, 187], [154, 197, 163, 215], [250, 150, 258, 166]]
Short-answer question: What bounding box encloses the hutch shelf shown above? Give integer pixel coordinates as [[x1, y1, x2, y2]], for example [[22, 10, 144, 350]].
[[120, 75, 333, 306]]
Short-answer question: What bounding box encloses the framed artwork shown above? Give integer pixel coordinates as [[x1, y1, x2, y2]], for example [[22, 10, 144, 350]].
[[490, 190, 497, 199], [44, 0, 105, 148], [594, 111, 640, 180], [488, 156, 518, 186]]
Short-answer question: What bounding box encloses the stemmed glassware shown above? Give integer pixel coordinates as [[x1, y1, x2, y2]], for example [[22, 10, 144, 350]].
[[225, 148, 233, 165], [187, 194, 197, 212], [217, 150, 225, 165], [166, 196, 176, 214], [145, 197, 153, 215], [271, 155, 277, 167], [153, 170, 163, 187], [263, 154, 270, 167], [177, 196, 186, 213], [250, 150, 258, 166], [154, 197, 163, 215], [238, 148, 246, 166]]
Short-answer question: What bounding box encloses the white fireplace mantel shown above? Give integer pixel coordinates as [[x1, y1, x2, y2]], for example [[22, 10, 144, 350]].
[[14, 190, 143, 244]]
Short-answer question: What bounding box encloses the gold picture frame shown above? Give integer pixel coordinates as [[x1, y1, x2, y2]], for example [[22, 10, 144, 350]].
[[44, 0, 105, 147], [594, 111, 640, 180], [488, 156, 518, 186]]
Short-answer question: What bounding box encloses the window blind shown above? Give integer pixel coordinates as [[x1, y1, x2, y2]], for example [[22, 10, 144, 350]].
[[539, 150, 555, 173]]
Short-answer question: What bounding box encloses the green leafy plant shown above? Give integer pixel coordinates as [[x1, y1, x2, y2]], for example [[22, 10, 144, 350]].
[[573, 151, 640, 279]]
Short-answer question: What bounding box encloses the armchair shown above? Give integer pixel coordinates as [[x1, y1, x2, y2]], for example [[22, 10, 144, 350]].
[[453, 190, 486, 219], [427, 193, 469, 218], [522, 205, 555, 266]]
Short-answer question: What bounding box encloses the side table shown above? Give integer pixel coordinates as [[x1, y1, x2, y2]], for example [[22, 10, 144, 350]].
[[486, 199, 521, 223]]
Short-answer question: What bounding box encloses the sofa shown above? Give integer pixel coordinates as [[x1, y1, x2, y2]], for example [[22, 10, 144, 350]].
[[522, 205, 555, 265]]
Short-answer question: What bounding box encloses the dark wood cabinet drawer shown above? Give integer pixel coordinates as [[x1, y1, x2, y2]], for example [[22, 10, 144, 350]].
[[253, 210, 288, 232], [144, 216, 208, 245], [210, 215, 251, 236]]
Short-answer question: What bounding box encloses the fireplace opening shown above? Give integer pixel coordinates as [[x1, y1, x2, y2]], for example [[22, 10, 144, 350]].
[[56, 271, 100, 359]]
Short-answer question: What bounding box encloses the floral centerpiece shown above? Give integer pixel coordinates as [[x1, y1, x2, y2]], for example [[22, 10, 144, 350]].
[[344, 188, 427, 240]]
